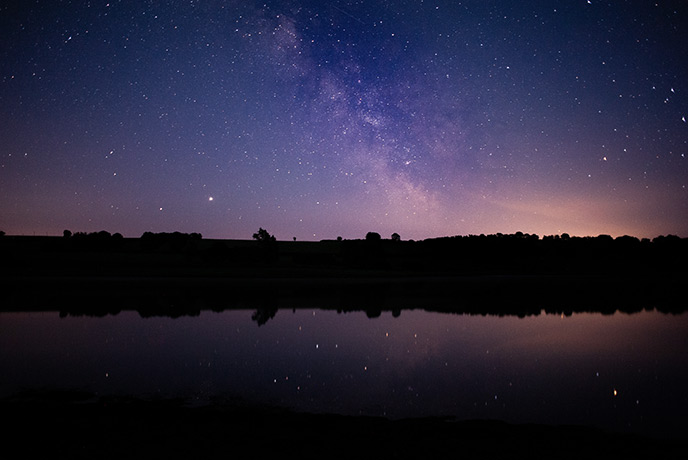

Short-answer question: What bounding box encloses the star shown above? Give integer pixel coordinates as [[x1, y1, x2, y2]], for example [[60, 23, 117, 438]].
[[0, 1, 686, 240]]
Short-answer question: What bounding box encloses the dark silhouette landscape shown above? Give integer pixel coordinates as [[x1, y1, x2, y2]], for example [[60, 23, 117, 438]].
[[4, 228, 685, 277], [2, 229, 687, 458], [1, 229, 686, 317]]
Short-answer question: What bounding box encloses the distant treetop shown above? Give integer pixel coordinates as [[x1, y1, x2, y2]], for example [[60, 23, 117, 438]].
[[253, 227, 276, 243], [365, 232, 381, 241]]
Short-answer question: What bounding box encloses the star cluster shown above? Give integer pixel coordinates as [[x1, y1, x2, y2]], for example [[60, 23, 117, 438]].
[[1, 1, 687, 240]]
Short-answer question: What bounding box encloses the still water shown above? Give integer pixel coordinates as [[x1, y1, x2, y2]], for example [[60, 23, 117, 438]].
[[1, 308, 687, 440]]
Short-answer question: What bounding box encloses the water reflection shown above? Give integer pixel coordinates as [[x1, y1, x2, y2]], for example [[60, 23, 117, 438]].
[[4, 273, 687, 321], [1, 307, 687, 441]]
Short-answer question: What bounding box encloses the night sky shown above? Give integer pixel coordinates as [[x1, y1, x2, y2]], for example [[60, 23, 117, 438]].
[[1, 1, 687, 241]]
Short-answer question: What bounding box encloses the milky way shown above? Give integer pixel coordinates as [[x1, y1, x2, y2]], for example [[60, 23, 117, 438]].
[[1, 1, 687, 240]]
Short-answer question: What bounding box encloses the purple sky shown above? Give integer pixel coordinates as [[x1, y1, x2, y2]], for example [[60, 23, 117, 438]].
[[1, 1, 687, 240]]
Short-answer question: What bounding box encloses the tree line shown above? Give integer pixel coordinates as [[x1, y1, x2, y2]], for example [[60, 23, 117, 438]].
[[1, 228, 686, 276]]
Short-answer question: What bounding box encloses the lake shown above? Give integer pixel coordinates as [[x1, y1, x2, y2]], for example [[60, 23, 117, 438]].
[[1, 306, 687, 441]]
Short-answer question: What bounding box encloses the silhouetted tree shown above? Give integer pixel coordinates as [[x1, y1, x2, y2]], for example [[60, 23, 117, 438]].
[[391, 232, 401, 242], [253, 228, 276, 243], [365, 232, 381, 242], [63, 229, 72, 238], [252, 307, 278, 326], [252, 228, 277, 263]]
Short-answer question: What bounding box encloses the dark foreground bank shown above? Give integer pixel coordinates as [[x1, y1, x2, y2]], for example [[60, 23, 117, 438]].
[[2, 392, 685, 460], [2, 232, 687, 317]]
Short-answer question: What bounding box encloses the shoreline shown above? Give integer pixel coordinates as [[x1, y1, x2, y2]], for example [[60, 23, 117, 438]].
[[3, 392, 686, 459]]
